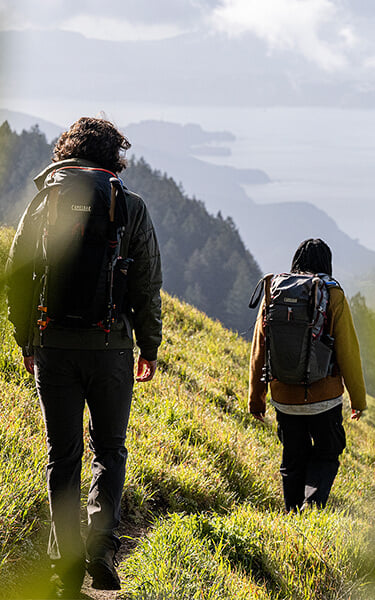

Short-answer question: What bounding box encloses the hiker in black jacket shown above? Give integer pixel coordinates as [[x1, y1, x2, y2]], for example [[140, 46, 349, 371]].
[[6, 117, 162, 598]]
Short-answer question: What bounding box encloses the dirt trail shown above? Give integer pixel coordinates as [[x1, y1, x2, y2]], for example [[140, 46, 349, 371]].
[[81, 521, 148, 600]]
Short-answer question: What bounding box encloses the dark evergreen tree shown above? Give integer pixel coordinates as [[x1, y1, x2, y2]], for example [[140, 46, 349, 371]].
[[350, 293, 375, 396], [124, 157, 262, 332], [0, 125, 262, 333], [0, 121, 52, 223]]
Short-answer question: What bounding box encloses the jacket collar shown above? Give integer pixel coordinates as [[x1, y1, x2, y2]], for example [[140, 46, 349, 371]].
[[34, 158, 102, 190]]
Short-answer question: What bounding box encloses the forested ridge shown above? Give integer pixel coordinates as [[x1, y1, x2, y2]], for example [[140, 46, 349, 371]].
[[1, 120, 375, 394], [124, 157, 261, 333], [0, 121, 260, 334], [0, 121, 51, 225], [350, 293, 375, 395]]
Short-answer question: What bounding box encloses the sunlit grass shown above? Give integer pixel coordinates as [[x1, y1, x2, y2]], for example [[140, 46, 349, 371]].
[[1, 225, 375, 599], [119, 507, 373, 600]]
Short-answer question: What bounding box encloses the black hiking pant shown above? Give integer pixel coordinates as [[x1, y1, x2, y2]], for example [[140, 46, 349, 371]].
[[275, 404, 346, 512], [34, 347, 134, 573]]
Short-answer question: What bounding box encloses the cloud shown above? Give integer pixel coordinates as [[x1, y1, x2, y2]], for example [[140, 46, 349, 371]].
[[61, 15, 185, 41], [0, 0, 64, 30], [341, 0, 375, 19], [0, 0, 370, 70], [211, 0, 352, 71], [363, 56, 375, 69], [339, 26, 358, 48], [0, 0, 220, 33]]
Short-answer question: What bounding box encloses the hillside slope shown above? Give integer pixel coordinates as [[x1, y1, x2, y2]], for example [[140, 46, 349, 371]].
[[1, 227, 375, 599]]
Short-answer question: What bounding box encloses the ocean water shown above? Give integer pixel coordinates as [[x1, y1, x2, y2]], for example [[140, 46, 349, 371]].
[[91, 105, 375, 252], [190, 107, 375, 252], [3, 98, 374, 250]]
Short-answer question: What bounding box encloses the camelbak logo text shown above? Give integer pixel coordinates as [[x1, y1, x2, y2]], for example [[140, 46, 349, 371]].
[[72, 205, 91, 212], [284, 297, 298, 303]]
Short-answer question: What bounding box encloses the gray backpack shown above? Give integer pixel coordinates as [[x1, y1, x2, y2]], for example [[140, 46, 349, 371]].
[[249, 273, 339, 386]]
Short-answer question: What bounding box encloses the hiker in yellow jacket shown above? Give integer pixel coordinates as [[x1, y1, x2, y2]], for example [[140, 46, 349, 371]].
[[248, 238, 366, 511]]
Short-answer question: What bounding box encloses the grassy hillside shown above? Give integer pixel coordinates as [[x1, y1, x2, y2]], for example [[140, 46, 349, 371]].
[[1, 225, 375, 599]]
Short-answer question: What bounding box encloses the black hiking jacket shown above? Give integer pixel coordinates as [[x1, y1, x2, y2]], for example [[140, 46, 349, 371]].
[[6, 158, 162, 361]]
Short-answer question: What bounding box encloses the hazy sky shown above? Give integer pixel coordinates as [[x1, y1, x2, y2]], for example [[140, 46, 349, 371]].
[[1, 0, 375, 72], [1, 1, 375, 254]]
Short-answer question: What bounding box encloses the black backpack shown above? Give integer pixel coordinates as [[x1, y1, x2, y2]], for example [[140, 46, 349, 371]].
[[249, 272, 339, 387], [32, 166, 132, 345]]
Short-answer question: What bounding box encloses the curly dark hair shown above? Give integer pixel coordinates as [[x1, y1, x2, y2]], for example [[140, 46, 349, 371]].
[[53, 117, 131, 173], [291, 238, 333, 276]]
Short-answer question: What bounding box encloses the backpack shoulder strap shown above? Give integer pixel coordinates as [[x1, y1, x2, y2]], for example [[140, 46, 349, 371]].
[[264, 273, 273, 306], [8, 183, 61, 270], [249, 273, 273, 309], [110, 177, 129, 229], [318, 273, 342, 290]]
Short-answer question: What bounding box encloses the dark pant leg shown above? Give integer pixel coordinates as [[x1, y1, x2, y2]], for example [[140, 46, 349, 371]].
[[84, 349, 134, 556], [34, 348, 86, 572], [276, 410, 313, 512], [304, 404, 346, 508]]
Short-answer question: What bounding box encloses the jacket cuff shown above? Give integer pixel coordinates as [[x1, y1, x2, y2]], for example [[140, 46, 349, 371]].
[[140, 347, 158, 362], [22, 345, 34, 357]]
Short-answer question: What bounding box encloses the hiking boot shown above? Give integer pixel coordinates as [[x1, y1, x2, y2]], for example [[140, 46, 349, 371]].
[[51, 558, 86, 599], [49, 576, 83, 599], [55, 585, 82, 599], [87, 547, 121, 590]]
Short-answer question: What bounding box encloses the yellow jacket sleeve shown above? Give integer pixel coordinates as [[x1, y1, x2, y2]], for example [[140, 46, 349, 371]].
[[248, 299, 268, 414], [330, 289, 367, 411]]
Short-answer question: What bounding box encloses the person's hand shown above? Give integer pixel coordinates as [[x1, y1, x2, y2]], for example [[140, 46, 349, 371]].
[[251, 412, 265, 423], [23, 355, 35, 375], [351, 409, 363, 421], [136, 356, 157, 382]]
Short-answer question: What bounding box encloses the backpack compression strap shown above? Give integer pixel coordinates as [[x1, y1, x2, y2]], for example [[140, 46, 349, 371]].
[[100, 177, 129, 346], [248, 274, 273, 385]]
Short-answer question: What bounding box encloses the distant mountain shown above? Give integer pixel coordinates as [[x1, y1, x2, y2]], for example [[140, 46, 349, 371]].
[[122, 119, 375, 304], [125, 120, 269, 214], [0, 119, 261, 333], [1, 29, 375, 109], [243, 201, 375, 300], [124, 157, 262, 332], [2, 110, 374, 305], [0, 109, 63, 142]]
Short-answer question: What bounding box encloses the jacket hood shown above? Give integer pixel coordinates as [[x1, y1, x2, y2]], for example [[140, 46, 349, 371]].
[[34, 158, 103, 190]]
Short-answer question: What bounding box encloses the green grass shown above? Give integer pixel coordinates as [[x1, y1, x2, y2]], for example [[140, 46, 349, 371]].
[[1, 224, 375, 599], [119, 508, 373, 600]]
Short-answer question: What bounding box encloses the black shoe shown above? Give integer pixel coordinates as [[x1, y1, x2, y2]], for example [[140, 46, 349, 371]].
[[51, 558, 86, 599], [87, 548, 121, 591], [48, 578, 82, 599], [55, 586, 82, 599]]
